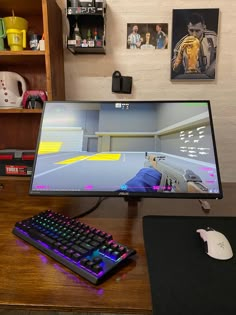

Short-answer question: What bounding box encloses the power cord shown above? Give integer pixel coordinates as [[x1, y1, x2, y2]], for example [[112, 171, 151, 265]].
[[72, 197, 108, 219]]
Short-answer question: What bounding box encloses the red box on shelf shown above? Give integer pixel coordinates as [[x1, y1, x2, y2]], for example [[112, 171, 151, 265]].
[[0, 150, 35, 176]]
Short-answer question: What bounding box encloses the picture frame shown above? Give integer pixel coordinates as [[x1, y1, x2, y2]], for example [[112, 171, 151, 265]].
[[127, 23, 168, 50], [171, 8, 219, 80]]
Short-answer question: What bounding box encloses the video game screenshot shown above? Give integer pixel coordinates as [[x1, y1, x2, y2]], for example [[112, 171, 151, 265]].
[[30, 101, 221, 196]]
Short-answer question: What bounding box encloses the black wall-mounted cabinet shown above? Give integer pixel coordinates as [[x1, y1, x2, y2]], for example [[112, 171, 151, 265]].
[[66, 0, 106, 54]]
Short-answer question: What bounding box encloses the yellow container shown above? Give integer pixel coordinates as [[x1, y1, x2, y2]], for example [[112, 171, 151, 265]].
[[6, 28, 26, 51], [3, 16, 28, 31], [3, 16, 28, 51]]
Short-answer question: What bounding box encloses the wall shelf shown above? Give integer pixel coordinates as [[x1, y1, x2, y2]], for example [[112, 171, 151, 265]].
[[66, 1, 106, 54], [67, 45, 105, 54]]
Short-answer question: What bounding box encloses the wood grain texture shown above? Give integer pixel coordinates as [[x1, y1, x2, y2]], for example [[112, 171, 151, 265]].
[[0, 312, 135, 315], [0, 180, 151, 314], [0, 180, 236, 313], [0, 0, 65, 152], [0, 113, 41, 150], [57, 0, 236, 182]]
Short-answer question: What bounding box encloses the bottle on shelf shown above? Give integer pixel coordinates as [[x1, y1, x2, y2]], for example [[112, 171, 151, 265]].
[[94, 27, 102, 47], [73, 21, 81, 47], [87, 28, 94, 47], [94, 27, 98, 41], [87, 28, 91, 40]]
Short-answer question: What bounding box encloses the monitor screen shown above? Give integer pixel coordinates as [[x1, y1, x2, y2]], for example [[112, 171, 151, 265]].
[[30, 100, 223, 199]]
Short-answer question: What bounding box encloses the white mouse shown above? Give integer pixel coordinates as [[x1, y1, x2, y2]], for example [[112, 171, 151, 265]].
[[197, 227, 233, 260]]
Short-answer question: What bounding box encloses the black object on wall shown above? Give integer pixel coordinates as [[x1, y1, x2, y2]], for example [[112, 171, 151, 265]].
[[112, 71, 132, 94]]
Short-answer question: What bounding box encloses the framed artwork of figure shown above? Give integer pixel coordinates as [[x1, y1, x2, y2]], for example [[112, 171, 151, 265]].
[[127, 23, 168, 50], [171, 8, 219, 80]]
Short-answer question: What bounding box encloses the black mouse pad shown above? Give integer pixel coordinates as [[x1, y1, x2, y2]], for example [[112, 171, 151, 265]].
[[143, 215, 236, 315]]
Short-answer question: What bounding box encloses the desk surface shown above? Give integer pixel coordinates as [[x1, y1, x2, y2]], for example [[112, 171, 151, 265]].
[[0, 181, 235, 313]]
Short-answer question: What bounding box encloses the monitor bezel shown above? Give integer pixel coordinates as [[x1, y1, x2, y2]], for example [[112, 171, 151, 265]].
[[29, 100, 223, 200]]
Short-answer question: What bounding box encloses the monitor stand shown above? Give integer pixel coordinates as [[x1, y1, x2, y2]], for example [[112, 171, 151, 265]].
[[124, 196, 141, 205], [124, 197, 141, 215]]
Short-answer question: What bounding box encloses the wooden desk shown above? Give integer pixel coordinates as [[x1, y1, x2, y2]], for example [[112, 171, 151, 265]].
[[0, 181, 235, 314]]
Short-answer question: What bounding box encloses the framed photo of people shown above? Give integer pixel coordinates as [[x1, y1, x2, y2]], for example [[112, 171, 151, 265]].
[[171, 8, 219, 80], [127, 23, 168, 50]]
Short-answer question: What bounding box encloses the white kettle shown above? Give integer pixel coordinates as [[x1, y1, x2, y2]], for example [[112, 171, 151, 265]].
[[0, 71, 27, 108]]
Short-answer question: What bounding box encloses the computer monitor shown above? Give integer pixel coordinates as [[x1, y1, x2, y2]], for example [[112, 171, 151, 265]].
[[30, 100, 223, 200]]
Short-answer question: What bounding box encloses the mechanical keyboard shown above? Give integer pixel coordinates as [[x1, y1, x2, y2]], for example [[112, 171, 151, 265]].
[[12, 209, 136, 284]]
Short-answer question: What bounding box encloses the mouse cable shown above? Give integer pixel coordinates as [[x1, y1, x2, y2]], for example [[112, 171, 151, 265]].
[[72, 197, 108, 219]]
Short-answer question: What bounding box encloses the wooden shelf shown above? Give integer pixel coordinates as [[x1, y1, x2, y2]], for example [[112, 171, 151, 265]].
[[0, 0, 65, 177], [0, 51, 45, 66], [0, 0, 42, 16], [0, 50, 45, 56], [0, 176, 31, 182], [0, 109, 42, 114]]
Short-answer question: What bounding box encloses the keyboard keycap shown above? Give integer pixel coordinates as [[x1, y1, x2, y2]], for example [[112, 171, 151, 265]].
[[12, 209, 136, 284]]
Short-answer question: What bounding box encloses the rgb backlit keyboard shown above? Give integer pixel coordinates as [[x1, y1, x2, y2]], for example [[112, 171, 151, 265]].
[[13, 210, 136, 284]]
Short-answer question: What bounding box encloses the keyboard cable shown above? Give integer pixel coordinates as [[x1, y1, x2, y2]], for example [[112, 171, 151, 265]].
[[72, 197, 108, 219]]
